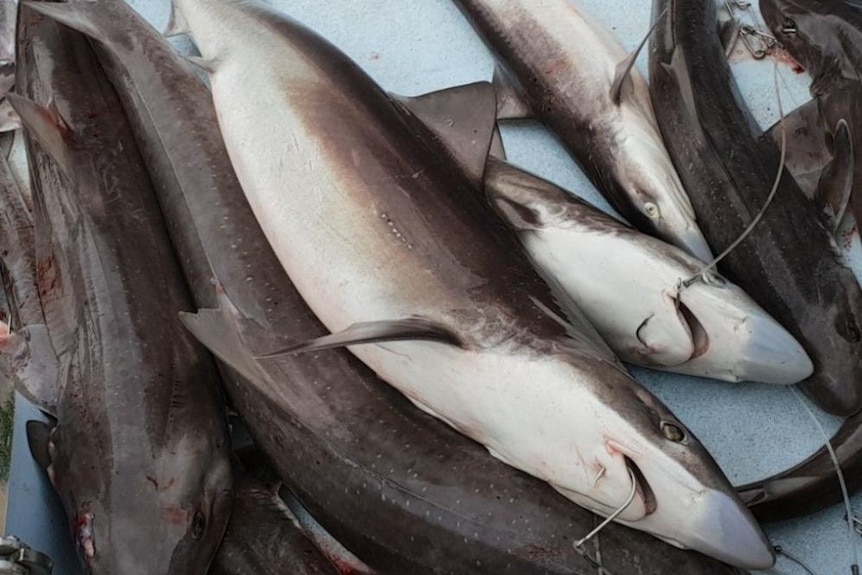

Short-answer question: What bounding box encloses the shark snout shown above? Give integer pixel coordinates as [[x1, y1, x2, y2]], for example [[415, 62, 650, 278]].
[[671, 223, 714, 264], [686, 489, 775, 569], [670, 282, 813, 384]]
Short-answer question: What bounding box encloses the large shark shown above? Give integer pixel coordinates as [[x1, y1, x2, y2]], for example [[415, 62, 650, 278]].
[[3, 7, 232, 574]]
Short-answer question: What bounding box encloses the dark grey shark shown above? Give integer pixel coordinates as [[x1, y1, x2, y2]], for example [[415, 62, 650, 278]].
[[759, 0, 862, 237], [210, 455, 339, 575], [648, 0, 862, 417], [25, 0, 751, 572], [5, 7, 232, 573], [453, 0, 714, 261], [725, 0, 862, 521]]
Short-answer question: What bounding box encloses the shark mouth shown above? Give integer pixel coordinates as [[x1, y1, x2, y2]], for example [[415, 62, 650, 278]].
[[626, 456, 657, 517], [677, 300, 709, 359], [671, 293, 709, 361]]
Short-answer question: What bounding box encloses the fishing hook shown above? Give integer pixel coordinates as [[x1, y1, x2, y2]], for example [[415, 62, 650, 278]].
[[845, 508, 862, 536], [740, 25, 778, 59], [574, 467, 638, 549]]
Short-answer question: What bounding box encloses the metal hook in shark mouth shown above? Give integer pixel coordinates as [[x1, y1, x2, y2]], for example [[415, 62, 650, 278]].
[[482, 156, 812, 384], [625, 456, 658, 517]]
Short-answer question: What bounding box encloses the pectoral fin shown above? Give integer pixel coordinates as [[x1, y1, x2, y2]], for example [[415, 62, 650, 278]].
[[178, 290, 278, 389], [814, 119, 854, 232], [0, 324, 61, 417], [6, 94, 72, 176], [611, 7, 668, 106], [26, 420, 53, 471], [255, 318, 463, 358], [762, 99, 829, 200], [394, 81, 498, 185]]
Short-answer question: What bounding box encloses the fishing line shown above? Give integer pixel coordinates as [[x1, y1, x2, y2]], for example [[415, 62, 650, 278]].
[[573, 467, 638, 548], [681, 60, 787, 288], [570, 467, 636, 574], [575, 514, 613, 575], [774, 545, 820, 575], [789, 385, 860, 574], [573, 545, 617, 575], [572, 469, 638, 575]]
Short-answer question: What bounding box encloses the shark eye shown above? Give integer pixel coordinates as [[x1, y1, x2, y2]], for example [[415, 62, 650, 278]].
[[644, 202, 660, 219], [782, 18, 797, 34], [661, 421, 686, 442], [191, 511, 206, 539]]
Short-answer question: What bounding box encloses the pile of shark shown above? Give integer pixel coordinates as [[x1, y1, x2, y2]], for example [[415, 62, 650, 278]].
[[0, 0, 858, 572]]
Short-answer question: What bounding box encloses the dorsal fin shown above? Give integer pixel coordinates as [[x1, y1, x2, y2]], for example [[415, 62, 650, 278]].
[[6, 93, 72, 176], [762, 99, 828, 200], [394, 81, 498, 186], [178, 290, 278, 390], [611, 7, 669, 105]]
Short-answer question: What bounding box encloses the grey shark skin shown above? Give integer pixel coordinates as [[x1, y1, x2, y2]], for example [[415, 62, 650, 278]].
[[210, 468, 338, 575], [737, 407, 862, 520], [759, 0, 862, 237], [453, 0, 714, 262], [27, 0, 751, 572], [759, 0, 862, 94], [0, 146, 36, 332], [177, 0, 770, 568], [727, 0, 862, 521], [9, 7, 232, 574], [648, 0, 862, 417]]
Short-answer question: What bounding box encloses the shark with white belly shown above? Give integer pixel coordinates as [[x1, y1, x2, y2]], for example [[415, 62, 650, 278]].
[[169, 0, 773, 567]]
